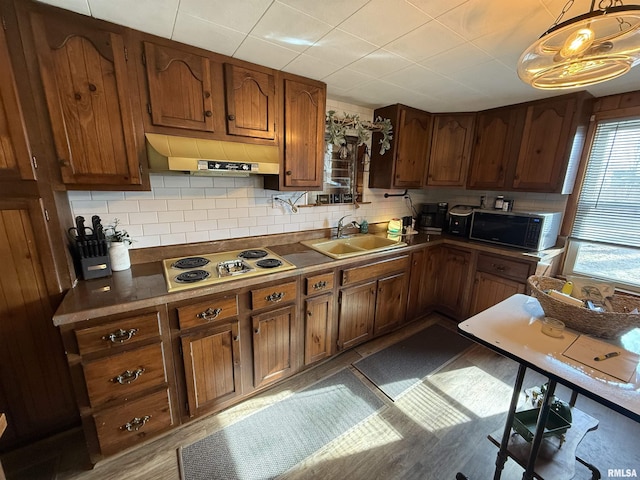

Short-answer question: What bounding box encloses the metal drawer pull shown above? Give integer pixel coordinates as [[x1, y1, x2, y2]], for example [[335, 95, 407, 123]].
[[197, 307, 222, 322], [120, 415, 151, 432], [111, 368, 145, 385], [491, 263, 506, 272], [313, 281, 327, 290], [102, 328, 139, 344], [266, 292, 284, 302]]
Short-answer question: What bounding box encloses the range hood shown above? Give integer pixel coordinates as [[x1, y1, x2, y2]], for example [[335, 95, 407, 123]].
[[146, 133, 280, 177]]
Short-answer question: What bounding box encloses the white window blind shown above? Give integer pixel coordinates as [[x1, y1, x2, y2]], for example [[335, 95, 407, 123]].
[[571, 117, 640, 248]]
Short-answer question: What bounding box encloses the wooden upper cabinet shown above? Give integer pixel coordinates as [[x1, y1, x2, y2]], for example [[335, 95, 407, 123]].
[[369, 104, 432, 189], [427, 113, 475, 187], [467, 106, 524, 190], [513, 95, 579, 192], [0, 25, 34, 182], [281, 76, 326, 189], [224, 63, 276, 140], [143, 42, 217, 132], [29, 11, 142, 187]]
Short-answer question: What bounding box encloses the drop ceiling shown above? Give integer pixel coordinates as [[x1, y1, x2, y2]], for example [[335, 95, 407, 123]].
[[36, 0, 640, 112]]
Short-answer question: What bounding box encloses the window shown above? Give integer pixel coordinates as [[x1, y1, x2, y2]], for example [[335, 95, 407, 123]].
[[564, 117, 640, 291]]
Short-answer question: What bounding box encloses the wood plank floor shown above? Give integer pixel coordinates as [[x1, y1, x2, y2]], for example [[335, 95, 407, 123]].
[[2, 314, 638, 480]]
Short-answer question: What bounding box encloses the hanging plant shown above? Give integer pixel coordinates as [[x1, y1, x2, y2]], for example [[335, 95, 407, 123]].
[[325, 111, 393, 155]]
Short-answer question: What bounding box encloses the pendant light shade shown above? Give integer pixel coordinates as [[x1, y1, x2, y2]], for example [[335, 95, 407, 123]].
[[518, 4, 640, 89]]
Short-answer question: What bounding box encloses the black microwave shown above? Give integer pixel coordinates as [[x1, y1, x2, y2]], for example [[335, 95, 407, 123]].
[[469, 210, 562, 251]]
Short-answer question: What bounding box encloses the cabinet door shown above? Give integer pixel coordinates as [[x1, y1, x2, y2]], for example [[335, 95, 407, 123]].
[[30, 12, 142, 186], [467, 107, 523, 190], [224, 63, 276, 140], [143, 42, 216, 132], [282, 77, 326, 189], [513, 97, 576, 191], [394, 107, 431, 188], [181, 321, 241, 417], [437, 247, 473, 319], [0, 200, 76, 449], [337, 281, 376, 351], [374, 272, 408, 336], [469, 271, 526, 317], [0, 25, 34, 181], [427, 114, 475, 187], [304, 293, 333, 365], [252, 305, 295, 388], [406, 248, 426, 322]]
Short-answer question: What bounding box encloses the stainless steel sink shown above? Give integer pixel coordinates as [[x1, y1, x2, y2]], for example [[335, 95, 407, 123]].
[[302, 234, 407, 259]]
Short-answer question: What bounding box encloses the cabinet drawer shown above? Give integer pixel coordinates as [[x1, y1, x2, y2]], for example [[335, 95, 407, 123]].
[[93, 388, 173, 456], [476, 254, 532, 282], [305, 272, 334, 295], [342, 256, 410, 286], [83, 343, 167, 408], [177, 295, 238, 330], [251, 281, 297, 310], [75, 312, 161, 356]]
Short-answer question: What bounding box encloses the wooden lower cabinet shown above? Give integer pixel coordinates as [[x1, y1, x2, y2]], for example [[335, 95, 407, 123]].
[[252, 305, 296, 388], [436, 246, 473, 320], [180, 321, 241, 417], [60, 306, 176, 461], [373, 272, 408, 335], [304, 293, 334, 365], [406, 248, 427, 322], [469, 271, 526, 317], [337, 281, 376, 350]]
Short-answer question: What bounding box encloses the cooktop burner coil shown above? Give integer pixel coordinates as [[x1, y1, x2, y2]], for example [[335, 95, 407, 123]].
[[175, 269, 211, 283], [256, 258, 283, 268], [172, 257, 210, 269], [238, 249, 269, 259]]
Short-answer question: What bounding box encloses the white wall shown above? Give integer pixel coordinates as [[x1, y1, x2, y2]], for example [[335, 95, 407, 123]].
[[67, 99, 568, 249]]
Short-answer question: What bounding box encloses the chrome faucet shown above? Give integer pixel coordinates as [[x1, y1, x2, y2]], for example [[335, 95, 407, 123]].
[[336, 215, 350, 238]]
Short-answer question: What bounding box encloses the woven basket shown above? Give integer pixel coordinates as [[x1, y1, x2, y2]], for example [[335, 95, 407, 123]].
[[527, 276, 640, 338]]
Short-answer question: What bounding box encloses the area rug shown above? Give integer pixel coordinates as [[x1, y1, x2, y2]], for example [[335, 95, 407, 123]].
[[353, 323, 473, 401], [179, 368, 384, 480]]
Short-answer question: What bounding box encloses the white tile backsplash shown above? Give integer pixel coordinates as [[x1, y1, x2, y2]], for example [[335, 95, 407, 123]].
[[67, 99, 569, 249]]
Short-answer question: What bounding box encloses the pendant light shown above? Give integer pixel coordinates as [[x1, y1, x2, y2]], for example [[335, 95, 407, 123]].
[[518, 0, 640, 89]]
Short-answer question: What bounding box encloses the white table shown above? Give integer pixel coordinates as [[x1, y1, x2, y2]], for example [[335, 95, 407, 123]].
[[457, 294, 640, 480]]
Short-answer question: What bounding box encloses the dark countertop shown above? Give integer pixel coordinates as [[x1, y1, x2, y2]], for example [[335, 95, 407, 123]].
[[52, 231, 563, 326]]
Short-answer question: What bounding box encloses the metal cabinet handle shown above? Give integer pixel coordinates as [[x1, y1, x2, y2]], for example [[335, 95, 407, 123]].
[[265, 292, 284, 303], [120, 415, 151, 432], [204, 110, 213, 117], [227, 114, 235, 121], [313, 281, 327, 290], [111, 368, 145, 385], [102, 328, 139, 344], [197, 307, 222, 322], [491, 263, 506, 272]]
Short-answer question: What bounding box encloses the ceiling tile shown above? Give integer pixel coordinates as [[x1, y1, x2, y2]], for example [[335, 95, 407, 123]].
[[234, 36, 300, 70], [437, 0, 542, 41], [337, 80, 403, 109], [337, 0, 432, 47], [406, 0, 470, 19], [88, 0, 179, 38], [283, 54, 343, 80], [420, 43, 493, 74], [36, 0, 91, 15], [173, 13, 246, 56], [305, 29, 377, 67], [179, 0, 273, 34], [277, 0, 369, 27], [250, 2, 333, 52], [385, 20, 466, 62], [322, 68, 374, 91], [348, 49, 414, 77]]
